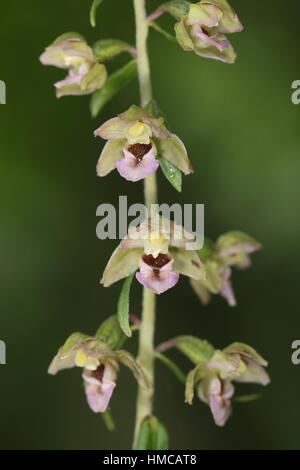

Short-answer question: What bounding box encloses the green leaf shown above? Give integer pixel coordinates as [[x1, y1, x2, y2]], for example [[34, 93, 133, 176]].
[[158, 155, 182, 192], [93, 39, 135, 62], [90, 60, 137, 117], [95, 315, 125, 350], [171, 335, 215, 364], [156, 353, 186, 385], [117, 274, 134, 337], [148, 21, 176, 43], [90, 0, 103, 28], [134, 416, 169, 450], [232, 393, 262, 403]]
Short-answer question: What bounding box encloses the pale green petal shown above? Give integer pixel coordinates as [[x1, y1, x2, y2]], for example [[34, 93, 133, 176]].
[[174, 18, 195, 51], [48, 332, 92, 375], [172, 247, 205, 280], [194, 37, 237, 64], [101, 244, 142, 287], [212, 0, 243, 33], [234, 361, 270, 386], [96, 138, 125, 176], [81, 63, 107, 92], [94, 117, 127, 140], [204, 260, 222, 293], [223, 342, 268, 366], [155, 134, 193, 175]]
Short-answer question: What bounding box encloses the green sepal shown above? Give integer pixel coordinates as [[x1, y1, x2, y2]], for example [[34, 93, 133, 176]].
[[158, 155, 182, 192], [60, 332, 92, 357], [90, 60, 137, 117], [134, 416, 169, 450], [117, 274, 135, 338]]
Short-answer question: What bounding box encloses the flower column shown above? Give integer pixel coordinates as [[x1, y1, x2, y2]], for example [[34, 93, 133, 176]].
[[132, 0, 157, 447]]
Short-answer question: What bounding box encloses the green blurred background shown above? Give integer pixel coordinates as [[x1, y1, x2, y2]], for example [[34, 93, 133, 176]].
[[0, 0, 300, 450]]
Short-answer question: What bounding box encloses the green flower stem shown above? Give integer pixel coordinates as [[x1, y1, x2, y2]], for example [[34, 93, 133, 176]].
[[132, 0, 157, 448], [133, 0, 152, 108]]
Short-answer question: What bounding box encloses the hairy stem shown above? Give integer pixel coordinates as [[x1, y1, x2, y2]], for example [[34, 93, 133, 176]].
[[132, 0, 157, 448]]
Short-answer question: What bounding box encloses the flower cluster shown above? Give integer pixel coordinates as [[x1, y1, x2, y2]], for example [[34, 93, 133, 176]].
[[161, 335, 270, 427], [101, 216, 205, 294], [185, 341, 270, 426], [174, 0, 243, 63], [190, 231, 262, 306], [40, 32, 107, 98], [48, 323, 150, 413], [94, 105, 193, 182], [40, 0, 270, 445]]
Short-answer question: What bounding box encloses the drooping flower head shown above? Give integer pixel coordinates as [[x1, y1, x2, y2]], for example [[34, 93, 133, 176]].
[[94, 105, 193, 182], [40, 32, 107, 97], [164, 336, 270, 427], [190, 231, 262, 306], [48, 317, 150, 413], [175, 0, 243, 64], [101, 216, 205, 294]]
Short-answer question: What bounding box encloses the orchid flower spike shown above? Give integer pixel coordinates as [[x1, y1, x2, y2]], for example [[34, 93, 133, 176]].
[[48, 327, 150, 413], [40, 32, 107, 98], [190, 231, 262, 306], [185, 341, 270, 426], [175, 0, 243, 64], [94, 105, 193, 182], [101, 216, 205, 294]]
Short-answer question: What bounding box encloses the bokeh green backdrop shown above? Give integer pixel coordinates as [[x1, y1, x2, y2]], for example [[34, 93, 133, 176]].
[[1, 0, 300, 450]]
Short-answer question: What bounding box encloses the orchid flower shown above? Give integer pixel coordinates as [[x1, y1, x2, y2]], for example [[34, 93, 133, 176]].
[[48, 328, 150, 413], [101, 217, 205, 294], [190, 231, 262, 306], [185, 341, 270, 426], [94, 105, 193, 182], [175, 0, 243, 64], [40, 32, 107, 97]]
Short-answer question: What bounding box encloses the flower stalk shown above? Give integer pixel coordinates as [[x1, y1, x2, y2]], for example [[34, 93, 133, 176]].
[[132, 0, 157, 448]]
